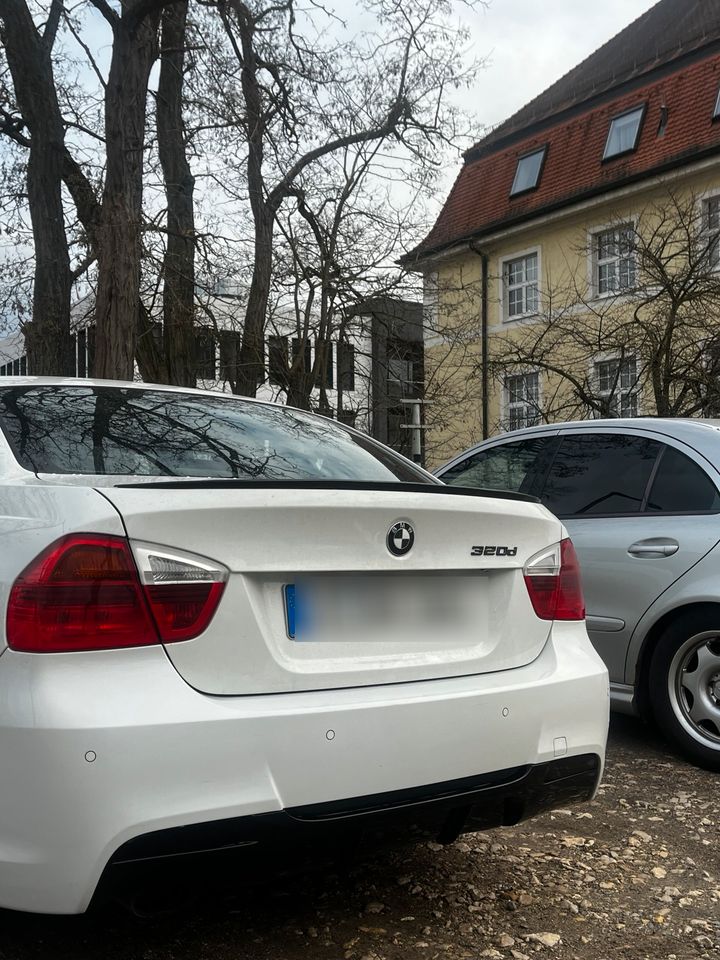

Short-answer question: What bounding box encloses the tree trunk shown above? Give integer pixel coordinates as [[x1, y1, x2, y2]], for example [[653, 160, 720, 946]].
[[0, 0, 73, 375], [235, 206, 273, 395], [93, 3, 161, 380], [157, 0, 195, 386]]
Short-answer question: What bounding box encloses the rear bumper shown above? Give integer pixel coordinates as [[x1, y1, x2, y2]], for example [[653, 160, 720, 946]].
[[0, 622, 608, 914], [109, 753, 601, 864]]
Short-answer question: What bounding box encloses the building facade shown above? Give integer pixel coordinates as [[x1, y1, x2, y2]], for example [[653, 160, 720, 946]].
[[406, 0, 720, 467], [0, 294, 425, 459]]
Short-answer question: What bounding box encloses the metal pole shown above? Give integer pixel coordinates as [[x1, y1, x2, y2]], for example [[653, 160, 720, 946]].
[[411, 399, 422, 463]]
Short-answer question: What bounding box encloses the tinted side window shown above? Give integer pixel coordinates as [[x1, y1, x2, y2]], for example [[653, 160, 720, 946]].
[[442, 437, 552, 494], [542, 434, 660, 516], [646, 447, 720, 513]]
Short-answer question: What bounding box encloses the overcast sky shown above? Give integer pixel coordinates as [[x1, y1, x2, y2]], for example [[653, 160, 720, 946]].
[[464, 0, 657, 135]]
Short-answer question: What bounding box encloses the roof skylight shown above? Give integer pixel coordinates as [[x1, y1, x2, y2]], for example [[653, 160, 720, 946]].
[[603, 106, 645, 160], [510, 147, 546, 196]]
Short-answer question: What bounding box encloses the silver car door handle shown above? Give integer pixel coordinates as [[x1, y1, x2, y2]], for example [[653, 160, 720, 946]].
[[627, 539, 679, 558]]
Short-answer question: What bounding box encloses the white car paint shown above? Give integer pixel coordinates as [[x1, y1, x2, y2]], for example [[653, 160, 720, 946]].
[[0, 378, 609, 914]]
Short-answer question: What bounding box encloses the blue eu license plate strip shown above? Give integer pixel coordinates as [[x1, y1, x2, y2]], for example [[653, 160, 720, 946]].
[[284, 584, 306, 640]]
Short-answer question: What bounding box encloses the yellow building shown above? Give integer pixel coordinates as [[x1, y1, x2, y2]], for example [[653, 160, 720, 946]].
[[405, 0, 720, 467]]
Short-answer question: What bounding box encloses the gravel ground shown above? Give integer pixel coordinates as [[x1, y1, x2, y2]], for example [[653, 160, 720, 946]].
[[1, 714, 717, 960]]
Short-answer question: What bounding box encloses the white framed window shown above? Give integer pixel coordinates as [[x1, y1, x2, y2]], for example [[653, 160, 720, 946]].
[[592, 224, 635, 296], [603, 106, 644, 159], [510, 147, 546, 196], [502, 251, 539, 320], [505, 372, 540, 430], [703, 195, 720, 269], [594, 356, 638, 417]]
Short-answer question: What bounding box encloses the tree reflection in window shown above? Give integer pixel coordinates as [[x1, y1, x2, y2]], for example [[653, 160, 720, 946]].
[[0, 386, 425, 482]]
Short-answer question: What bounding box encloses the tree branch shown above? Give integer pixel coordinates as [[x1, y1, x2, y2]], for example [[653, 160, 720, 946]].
[[88, 0, 120, 27], [42, 0, 64, 52]]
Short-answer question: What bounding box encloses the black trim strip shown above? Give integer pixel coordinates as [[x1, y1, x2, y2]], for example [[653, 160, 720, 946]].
[[107, 755, 601, 866], [114, 478, 540, 503]]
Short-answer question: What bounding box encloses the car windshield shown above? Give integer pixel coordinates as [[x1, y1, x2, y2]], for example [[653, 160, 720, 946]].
[[0, 385, 427, 482]]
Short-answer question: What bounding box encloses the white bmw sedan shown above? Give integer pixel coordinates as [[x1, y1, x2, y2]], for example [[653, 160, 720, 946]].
[[0, 379, 608, 914]]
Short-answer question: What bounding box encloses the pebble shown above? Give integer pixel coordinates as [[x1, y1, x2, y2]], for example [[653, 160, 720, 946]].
[[525, 932, 562, 947]]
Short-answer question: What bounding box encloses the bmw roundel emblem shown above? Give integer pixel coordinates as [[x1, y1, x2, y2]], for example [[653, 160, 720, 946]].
[[387, 521, 414, 557]]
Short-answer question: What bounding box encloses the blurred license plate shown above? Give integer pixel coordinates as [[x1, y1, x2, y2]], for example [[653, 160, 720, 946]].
[[284, 576, 480, 642]]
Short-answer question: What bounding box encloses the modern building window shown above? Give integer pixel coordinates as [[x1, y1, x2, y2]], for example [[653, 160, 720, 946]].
[[510, 147, 546, 196], [595, 356, 638, 417], [503, 252, 539, 320], [291, 337, 312, 374], [505, 372, 540, 430], [314, 339, 333, 388], [219, 330, 242, 381], [603, 105, 644, 159], [703, 195, 720, 269], [337, 408, 357, 427], [77, 329, 87, 378], [593, 225, 635, 296], [1, 356, 27, 376], [268, 334, 289, 386], [87, 325, 96, 373], [194, 329, 216, 379], [338, 340, 355, 392]]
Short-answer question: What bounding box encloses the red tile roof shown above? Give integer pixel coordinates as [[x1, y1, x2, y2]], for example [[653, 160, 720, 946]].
[[409, 50, 720, 262], [479, 0, 720, 152]]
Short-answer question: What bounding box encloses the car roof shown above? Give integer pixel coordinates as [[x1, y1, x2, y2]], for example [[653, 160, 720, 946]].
[[438, 417, 720, 473]]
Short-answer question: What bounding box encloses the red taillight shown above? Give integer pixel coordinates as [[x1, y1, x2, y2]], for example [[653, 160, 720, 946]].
[[145, 582, 226, 643], [523, 538, 585, 622], [7, 535, 227, 653], [7, 535, 158, 652]]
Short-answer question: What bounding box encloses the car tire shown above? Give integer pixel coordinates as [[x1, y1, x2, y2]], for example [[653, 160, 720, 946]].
[[649, 610, 720, 771]]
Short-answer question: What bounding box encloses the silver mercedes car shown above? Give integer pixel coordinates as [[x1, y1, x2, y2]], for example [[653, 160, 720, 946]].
[[437, 418, 720, 771]]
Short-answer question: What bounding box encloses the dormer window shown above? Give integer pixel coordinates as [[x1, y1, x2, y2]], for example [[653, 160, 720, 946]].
[[510, 147, 546, 196], [603, 105, 645, 159]]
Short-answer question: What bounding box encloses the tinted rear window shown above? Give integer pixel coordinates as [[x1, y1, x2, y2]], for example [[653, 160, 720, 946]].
[[646, 446, 720, 513], [0, 386, 426, 482], [541, 433, 660, 516]]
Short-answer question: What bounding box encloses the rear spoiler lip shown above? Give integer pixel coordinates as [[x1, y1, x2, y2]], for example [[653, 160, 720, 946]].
[[112, 478, 540, 504]]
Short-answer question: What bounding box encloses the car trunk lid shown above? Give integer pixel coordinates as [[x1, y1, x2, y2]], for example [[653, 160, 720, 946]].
[[98, 482, 562, 694]]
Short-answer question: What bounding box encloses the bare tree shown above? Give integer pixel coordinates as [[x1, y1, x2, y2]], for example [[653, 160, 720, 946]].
[[202, 0, 477, 397], [487, 191, 720, 428], [0, 0, 191, 379], [0, 0, 73, 374], [157, 0, 195, 385]]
